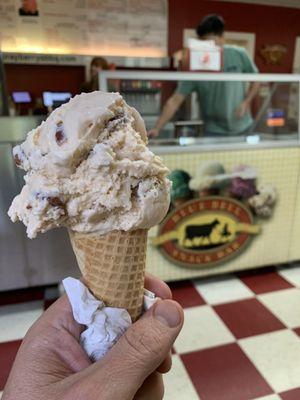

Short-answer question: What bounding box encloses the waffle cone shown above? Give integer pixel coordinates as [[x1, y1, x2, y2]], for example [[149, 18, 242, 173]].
[[69, 229, 148, 321]]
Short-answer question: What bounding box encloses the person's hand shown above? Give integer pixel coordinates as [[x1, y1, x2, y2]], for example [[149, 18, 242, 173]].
[[235, 100, 249, 118], [148, 128, 160, 138], [3, 274, 183, 400]]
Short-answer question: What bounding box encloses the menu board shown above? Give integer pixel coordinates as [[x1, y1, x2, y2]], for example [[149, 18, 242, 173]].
[[0, 0, 167, 57]]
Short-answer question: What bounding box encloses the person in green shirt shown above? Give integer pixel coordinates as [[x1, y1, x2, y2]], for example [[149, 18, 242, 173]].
[[149, 14, 260, 137]]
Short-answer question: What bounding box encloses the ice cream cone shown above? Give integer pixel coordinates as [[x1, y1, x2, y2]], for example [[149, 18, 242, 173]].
[[69, 229, 148, 321]]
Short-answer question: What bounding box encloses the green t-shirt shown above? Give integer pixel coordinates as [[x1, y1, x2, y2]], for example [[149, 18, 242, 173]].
[[176, 45, 258, 135]]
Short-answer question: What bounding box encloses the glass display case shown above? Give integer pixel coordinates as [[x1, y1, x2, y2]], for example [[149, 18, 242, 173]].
[[98, 71, 300, 281], [100, 70, 300, 147], [112, 79, 162, 116]]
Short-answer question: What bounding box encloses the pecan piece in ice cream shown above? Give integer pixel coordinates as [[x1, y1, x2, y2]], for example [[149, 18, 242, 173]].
[[55, 122, 67, 146], [48, 196, 65, 208], [14, 154, 22, 166], [48, 197, 67, 215]]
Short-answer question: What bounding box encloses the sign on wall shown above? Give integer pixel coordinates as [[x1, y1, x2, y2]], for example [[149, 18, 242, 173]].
[[0, 0, 167, 57], [153, 162, 277, 269], [183, 29, 256, 59]]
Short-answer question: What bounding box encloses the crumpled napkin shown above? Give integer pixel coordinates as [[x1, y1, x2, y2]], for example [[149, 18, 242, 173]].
[[63, 277, 158, 361]]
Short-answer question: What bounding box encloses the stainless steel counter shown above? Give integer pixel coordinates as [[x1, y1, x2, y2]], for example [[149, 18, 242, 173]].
[[0, 116, 78, 291], [148, 134, 299, 154], [0, 116, 45, 142]]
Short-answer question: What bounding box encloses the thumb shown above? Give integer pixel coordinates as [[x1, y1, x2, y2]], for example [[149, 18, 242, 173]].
[[115, 299, 183, 374], [110, 299, 183, 397], [78, 300, 183, 400]]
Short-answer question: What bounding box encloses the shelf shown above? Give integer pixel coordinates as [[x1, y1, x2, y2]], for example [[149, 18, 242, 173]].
[[120, 88, 160, 94]]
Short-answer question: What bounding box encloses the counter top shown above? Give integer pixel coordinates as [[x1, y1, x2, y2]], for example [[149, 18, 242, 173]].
[[0, 116, 45, 143], [1, 117, 299, 153], [149, 134, 299, 154]]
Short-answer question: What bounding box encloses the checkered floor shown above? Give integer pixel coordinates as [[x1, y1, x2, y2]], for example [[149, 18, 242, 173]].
[[1, 265, 300, 399]]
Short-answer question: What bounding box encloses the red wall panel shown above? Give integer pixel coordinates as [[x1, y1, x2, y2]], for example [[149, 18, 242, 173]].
[[4, 64, 85, 101], [169, 0, 300, 72]]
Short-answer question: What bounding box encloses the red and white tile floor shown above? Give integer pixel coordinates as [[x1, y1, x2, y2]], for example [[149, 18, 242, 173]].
[[1, 264, 300, 399]]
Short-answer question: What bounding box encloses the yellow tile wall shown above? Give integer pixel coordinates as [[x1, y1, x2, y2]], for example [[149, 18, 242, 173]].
[[288, 149, 300, 261], [146, 147, 300, 281]]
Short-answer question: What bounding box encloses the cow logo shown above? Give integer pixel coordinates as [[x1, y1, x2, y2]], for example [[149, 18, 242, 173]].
[[153, 197, 261, 268], [153, 163, 277, 269]]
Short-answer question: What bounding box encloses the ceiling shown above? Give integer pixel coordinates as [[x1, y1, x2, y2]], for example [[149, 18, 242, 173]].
[[216, 0, 300, 8]]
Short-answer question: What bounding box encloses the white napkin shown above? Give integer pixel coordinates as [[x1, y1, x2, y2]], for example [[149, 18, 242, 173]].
[[63, 277, 158, 361]]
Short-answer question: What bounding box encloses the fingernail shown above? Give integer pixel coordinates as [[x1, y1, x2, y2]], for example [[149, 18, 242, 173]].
[[154, 300, 181, 328]]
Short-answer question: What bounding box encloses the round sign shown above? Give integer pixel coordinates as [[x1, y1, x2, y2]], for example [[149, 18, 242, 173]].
[[156, 196, 260, 268]]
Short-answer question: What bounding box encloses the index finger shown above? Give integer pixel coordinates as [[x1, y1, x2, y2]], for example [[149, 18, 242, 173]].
[[145, 273, 172, 300]]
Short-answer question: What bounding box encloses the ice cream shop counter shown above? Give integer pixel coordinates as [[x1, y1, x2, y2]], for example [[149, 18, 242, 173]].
[[2, 70, 300, 290], [145, 136, 300, 281], [100, 71, 300, 281]]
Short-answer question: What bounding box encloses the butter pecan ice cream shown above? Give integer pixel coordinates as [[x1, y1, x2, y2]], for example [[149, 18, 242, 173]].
[[8, 91, 170, 238]]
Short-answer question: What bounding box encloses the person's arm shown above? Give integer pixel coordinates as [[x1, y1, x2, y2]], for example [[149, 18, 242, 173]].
[[148, 92, 185, 137], [235, 81, 260, 118], [235, 49, 260, 118]]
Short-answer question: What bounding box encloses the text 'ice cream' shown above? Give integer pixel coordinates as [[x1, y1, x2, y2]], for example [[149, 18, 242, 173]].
[[8, 91, 170, 238]]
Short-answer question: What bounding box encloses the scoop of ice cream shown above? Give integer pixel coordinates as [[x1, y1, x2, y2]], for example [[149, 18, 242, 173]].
[[230, 177, 257, 199], [8, 91, 170, 238], [169, 170, 192, 203], [229, 165, 257, 199], [248, 183, 276, 217], [232, 165, 257, 180], [189, 161, 229, 191]]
